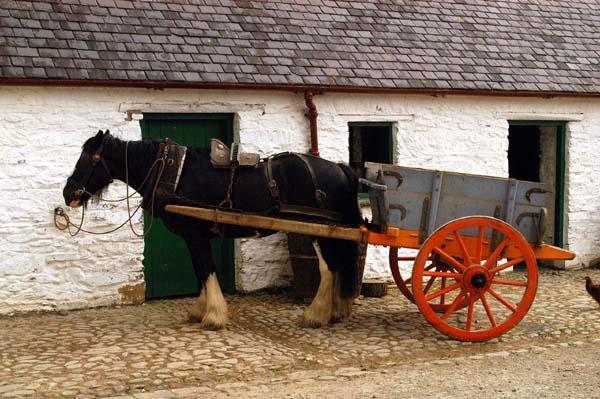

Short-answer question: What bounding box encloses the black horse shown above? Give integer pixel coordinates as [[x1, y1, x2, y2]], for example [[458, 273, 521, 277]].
[[63, 130, 362, 329]]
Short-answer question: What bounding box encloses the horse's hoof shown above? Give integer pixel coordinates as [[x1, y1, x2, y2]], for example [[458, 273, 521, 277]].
[[187, 308, 205, 323], [200, 324, 223, 331], [331, 299, 353, 323], [301, 312, 330, 328], [188, 313, 201, 323], [301, 318, 327, 328], [200, 312, 228, 330]]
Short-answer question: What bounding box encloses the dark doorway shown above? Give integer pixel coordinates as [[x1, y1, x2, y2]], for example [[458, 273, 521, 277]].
[[508, 121, 566, 248], [349, 123, 393, 180], [508, 125, 540, 182]]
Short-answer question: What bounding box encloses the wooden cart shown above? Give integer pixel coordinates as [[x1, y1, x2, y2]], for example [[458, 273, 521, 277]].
[[166, 162, 574, 342]]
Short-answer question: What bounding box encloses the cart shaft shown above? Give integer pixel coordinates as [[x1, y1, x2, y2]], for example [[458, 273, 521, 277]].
[[166, 205, 370, 242], [166, 205, 574, 261]]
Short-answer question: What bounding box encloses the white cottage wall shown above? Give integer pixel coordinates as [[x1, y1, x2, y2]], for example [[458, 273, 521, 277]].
[[0, 86, 598, 313]]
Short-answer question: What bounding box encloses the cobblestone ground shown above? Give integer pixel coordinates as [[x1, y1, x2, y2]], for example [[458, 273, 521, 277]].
[[1, 269, 600, 398]]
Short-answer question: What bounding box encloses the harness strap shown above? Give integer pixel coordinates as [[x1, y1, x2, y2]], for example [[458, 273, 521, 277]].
[[265, 156, 280, 202], [294, 153, 326, 208], [264, 152, 344, 223], [141, 138, 188, 215]]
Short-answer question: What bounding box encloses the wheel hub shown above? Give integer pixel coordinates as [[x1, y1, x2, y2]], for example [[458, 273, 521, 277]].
[[470, 273, 487, 289], [463, 265, 492, 293]]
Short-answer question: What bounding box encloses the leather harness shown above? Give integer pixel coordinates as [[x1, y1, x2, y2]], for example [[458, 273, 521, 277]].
[[141, 138, 187, 216], [143, 141, 343, 224], [265, 152, 344, 223]]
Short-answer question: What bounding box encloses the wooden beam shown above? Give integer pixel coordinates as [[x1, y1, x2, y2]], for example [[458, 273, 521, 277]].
[[165, 205, 575, 262], [532, 244, 576, 260], [165, 205, 369, 243]]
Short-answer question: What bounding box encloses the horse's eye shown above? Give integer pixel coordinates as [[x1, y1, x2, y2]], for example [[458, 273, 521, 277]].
[[92, 154, 101, 161]]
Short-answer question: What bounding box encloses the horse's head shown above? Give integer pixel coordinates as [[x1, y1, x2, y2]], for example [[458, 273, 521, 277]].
[[63, 130, 114, 208]]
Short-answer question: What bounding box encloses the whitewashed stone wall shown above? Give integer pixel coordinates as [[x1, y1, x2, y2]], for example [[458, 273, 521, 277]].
[[1, 86, 598, 314]]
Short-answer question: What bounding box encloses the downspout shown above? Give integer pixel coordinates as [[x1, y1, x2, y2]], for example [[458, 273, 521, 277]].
[[304, 90, 319, 157]]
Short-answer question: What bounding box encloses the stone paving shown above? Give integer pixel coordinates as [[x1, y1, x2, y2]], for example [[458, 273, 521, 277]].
[[1, 268, 600, 399]]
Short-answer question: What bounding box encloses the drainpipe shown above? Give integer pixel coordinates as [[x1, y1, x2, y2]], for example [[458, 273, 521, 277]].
[[304, 90, 319, 157]]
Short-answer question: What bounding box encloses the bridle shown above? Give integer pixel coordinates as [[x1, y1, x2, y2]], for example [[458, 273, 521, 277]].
[[55, 139, 169, 237], [66, 138, 113, 201]]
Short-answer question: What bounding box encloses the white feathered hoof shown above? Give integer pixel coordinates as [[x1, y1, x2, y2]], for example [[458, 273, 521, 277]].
[[331, 272, 352, 323], [331, 297, 353, 323], [187, 290, 207, 323], [200, 310, 229, 330], [301, 240, 334, 328], [301, 306, 331, 328], [198, 273, 229, 329], [187, 307, 204, 323]]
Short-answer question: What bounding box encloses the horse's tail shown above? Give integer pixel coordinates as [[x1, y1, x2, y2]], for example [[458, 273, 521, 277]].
[[335, 163, 364, 299]]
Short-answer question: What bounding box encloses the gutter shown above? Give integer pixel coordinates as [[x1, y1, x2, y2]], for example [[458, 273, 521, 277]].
[[2, 78, 600, 99]]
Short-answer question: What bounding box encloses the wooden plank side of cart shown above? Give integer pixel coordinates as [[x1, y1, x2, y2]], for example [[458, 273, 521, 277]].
[[165, 205, 574, 261]]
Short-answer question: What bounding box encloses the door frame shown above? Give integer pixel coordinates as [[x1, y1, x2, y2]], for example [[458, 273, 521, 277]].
[[508, 120, 567, 247], [140, 112, 236, 296]]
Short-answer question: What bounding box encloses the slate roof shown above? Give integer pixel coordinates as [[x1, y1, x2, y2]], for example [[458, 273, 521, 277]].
[[1, 0, 600, 95]]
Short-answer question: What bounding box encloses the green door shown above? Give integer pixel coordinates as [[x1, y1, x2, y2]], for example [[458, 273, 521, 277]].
[[140, 113, 235, 298]]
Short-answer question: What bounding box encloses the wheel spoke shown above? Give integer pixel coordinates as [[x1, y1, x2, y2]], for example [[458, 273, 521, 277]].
[[453, 230, 472, 265], [488, 257, 525, 274], [422, 271, 462, 279], [488, 287, 517, 313], [466, 294, 477, 331], [484, 237, 511, 270], [440, 276, 447, 305], [425, 281, 462, 301], [441, 289, 467, 321], [397, 257, 415, 261], [480, 293, 497, 328], [491, 278, 528, 287], [423, 274, 437, 294], [411, 216, 537, 342], [425, 263, 438, 271], [475, 226, 485, 264], [415, 263, 438, 286], [432, 246, 467, 272]]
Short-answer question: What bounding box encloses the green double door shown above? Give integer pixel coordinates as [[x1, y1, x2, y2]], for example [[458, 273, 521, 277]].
[[140, 113, 235, 298]]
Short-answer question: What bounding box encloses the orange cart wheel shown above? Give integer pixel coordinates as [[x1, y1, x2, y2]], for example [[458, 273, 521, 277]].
[[389, 247, 417, 302], [389, 247, 468, 313], [412, 216, 538, 342]]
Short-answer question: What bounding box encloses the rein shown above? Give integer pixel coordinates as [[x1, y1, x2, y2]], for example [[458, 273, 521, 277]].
[[54, 141, 169, 237]]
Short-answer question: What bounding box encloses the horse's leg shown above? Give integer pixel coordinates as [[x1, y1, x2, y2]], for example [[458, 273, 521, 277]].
[[320, 238, 357, 323], [200, 271, 228, 329], [184, 236, 228, 329], [302, 239, 333, 328], [331, 271, 353, 323], [188, 285, 207, 322]]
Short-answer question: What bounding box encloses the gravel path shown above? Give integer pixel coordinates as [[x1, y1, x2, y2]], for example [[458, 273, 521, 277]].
[[1, 269, 599, 398]]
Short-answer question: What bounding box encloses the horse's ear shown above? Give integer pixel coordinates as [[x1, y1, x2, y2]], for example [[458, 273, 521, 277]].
[[94, 130, 104, 148], [104, 129, 110, 136]]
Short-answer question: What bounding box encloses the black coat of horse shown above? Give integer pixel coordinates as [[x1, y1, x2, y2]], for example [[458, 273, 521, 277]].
[[63, 130, 363, 329]]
